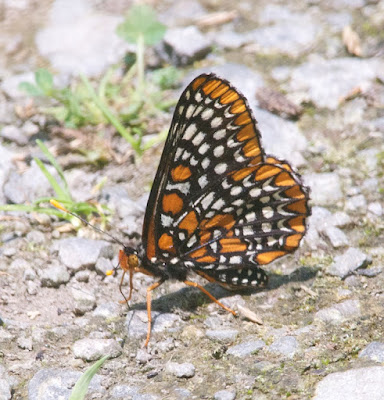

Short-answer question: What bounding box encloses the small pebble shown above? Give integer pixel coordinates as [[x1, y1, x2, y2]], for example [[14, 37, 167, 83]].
[[359, 342, 384, 363], [73, 338, 122, 361], [206, 329, 239, 342], [165, 362, 195, 378], [268, 336, 298, 358], [214, 389, 236, 400]]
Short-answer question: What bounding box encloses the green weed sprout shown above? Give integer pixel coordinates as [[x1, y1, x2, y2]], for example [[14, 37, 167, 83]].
[[116, 4, 166, 91], [69, 355, 109, 400], [0, 139, 108, 224]]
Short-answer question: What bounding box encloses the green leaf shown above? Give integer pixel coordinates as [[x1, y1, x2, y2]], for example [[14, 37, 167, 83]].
[[35, 139, 71, 201], [18, 82, 43, 96], [116, 4, 166, 46], [69, 355, 109, 400], [35, 69, 54, 94]]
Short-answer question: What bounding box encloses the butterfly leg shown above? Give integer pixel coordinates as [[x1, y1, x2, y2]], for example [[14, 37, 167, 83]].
[[144, 279, 165, 348], [183, 280, 236, 316]]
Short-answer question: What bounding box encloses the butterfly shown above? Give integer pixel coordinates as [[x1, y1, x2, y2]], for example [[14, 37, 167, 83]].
[[116, 73, 311, 347]]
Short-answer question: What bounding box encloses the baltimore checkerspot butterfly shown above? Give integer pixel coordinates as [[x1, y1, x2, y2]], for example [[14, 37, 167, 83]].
[[52, 73, 310, 347]]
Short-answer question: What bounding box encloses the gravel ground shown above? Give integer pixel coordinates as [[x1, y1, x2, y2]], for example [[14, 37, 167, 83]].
[[1, 0, 384, 399]]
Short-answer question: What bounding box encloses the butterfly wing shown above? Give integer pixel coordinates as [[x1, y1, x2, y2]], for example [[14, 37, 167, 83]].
[[142, 74, 265, 264]]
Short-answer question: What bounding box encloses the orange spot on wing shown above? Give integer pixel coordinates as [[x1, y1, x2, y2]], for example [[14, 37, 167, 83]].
[[235, 111, 251, 126], [203, 79, 221, 95], [203, 214, 235, 230], [190, 247, 208, 258], [275, 171, 296, 187], [256, 251, 286, 265], [237, 124, 255, 141], [200, 231, 212, 244], [158, 233, 174, 251], [288, 216, 306, 232], [255, 165, 280, 181], [171, 165, 192, 182], [179, 211, 198, 236], [162, 193, 184, 215], [287, 199, 307, 214], [266, 157, 293, 172], [285, 186, 305, 199], [230, 99, 246, 114], [196, 255, 217, 263], [220, 89, 239, 104], [285, 233, 303, 249], [231, 166, 257, 181], [219, 238, 247, 253], [146, 216, 156, 260], [192, 76, 208, 90], [211, 83, 229, 99], [243, 138, 262, 158]]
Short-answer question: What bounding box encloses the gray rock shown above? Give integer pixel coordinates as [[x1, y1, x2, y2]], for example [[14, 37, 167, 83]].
[[356, 267, 383, 277], [212, 30, 250, 49], [28, 368, 103, 399], [126, 310, 182, 339], [0, 72, 35, 99], [314, 366, 384, 400], [3, 161, 55, 204], [323, 226, 348, 248], [173, 388, 192, 399], [315, 299, 361, 325], [27, 281, 39, 296], [0, 125, 28, 145], [71, 287, 96, 315], [359, 342, 384, 363], [93, 302, 121, 319], [40, 263, 70, 288], [110, 385, 139, 399], [73, 338, 122, 361], [17, 336, 33, 350], [161, 26, 211, 66], [136, 349, 152, 364], [23, 268, 37, 281], [35, 0, 130, 76], [10, 258, 31, 272], [345, 194, 367, 213], [53, 237, 109, 272], [254, 109, 308, 166], [288, 57, 384, 109], [26, 230, 46, 244], [74, 270, 90, 282], [0, 144, 13, 204], [95, 257, 114, 276], [159, 0, 206, 27], [328, 248, 371, 278], [184, 63, 265, 111], [304, 173, 343, 206], [165, 361, 195, 378], [368, 202, 382, 216], [214, 390, 236, 400], [227, 340, 265, 357], [268, 336, 298, 358], [0, 378, 11, 400], [332, 212, 352, 228], [206, 329, 239, 342], [247, 15, 320, 57]]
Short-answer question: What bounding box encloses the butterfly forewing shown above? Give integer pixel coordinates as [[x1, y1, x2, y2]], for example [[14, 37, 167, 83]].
[[142, 73, 310, 289], [143, 74, 265, 262]]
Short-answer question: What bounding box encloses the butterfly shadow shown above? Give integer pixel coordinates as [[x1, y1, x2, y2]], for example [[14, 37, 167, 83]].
[[127, 265, 319, 315]]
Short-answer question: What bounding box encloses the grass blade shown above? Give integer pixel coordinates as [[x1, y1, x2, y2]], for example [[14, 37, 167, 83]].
[[80, 74, 141, 154], [36, 139, 71, 199], [69, 355, 109, 400], [33, 157, 70, 201]]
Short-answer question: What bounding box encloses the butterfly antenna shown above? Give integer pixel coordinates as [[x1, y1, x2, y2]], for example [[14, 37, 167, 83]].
[[50, 199, 126, 248]]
